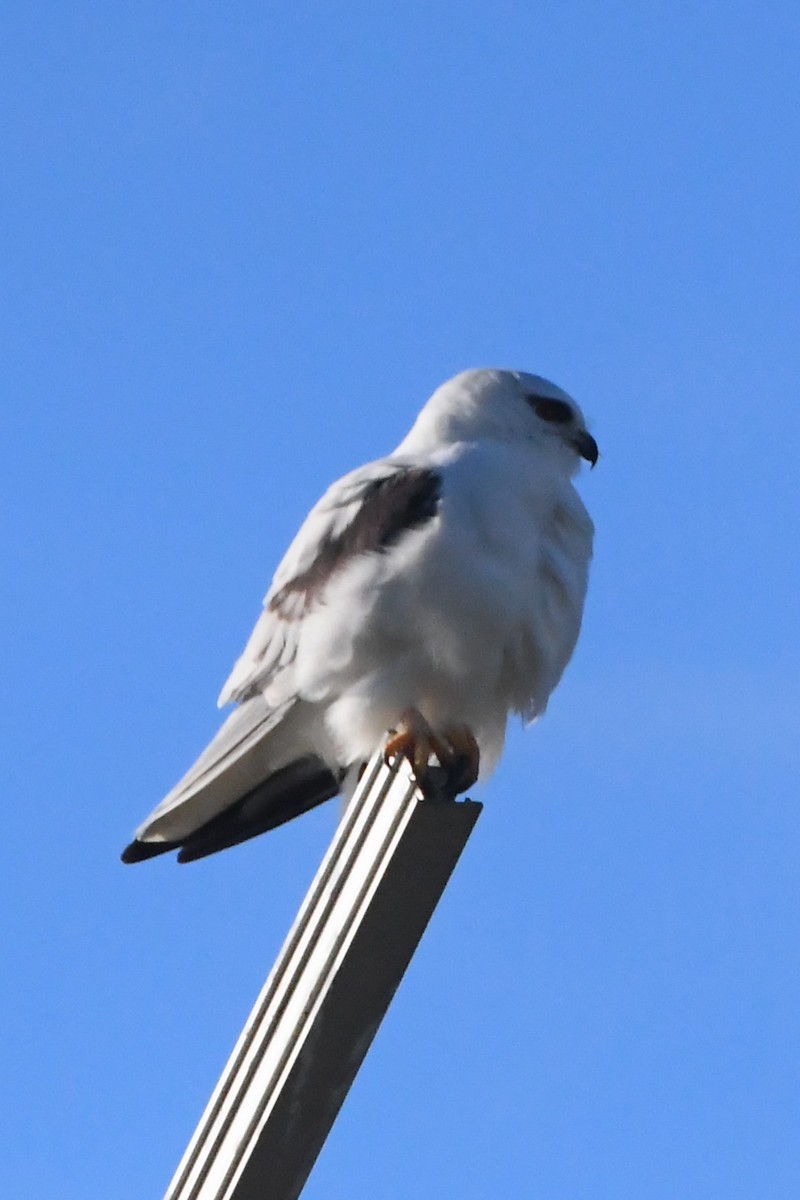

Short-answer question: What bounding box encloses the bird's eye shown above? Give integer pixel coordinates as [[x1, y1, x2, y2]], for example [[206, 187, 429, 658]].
[[529, 397, 573, 424]]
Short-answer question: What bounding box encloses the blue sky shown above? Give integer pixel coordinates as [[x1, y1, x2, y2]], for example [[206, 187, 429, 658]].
[[3, 3, 798, 1197]]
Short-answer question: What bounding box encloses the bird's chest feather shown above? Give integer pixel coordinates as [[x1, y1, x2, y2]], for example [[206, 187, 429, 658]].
[[297, 445, 592, 723], [405, 446, 593, 710]]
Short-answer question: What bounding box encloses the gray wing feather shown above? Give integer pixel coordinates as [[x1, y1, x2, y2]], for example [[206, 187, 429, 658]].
[[217, 459, 439, 706], [127, 459, 441, 856], [217, 462, 396, 706], [133, 694, 296, 843]]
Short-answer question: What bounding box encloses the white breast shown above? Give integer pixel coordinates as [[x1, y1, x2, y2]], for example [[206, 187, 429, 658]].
[[292, 441, 593, 772]]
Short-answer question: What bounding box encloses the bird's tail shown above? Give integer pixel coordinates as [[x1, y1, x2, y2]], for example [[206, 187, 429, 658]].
[[121, 695, 341, 864]]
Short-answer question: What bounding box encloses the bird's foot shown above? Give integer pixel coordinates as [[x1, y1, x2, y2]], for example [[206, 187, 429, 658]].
[[384, 710, 480, 796], [440, 724, 481, 793], [384, 708, 448, 779]]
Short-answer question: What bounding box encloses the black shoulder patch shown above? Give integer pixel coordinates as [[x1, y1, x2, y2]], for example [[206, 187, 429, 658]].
[[270, 468, 441, 613]]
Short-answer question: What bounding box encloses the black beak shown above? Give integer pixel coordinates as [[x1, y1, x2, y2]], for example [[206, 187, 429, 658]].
[[572, 430, 599, 468]]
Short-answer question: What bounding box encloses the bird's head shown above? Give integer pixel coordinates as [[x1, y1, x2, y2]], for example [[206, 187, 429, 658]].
[[398, 368, 598, 473]]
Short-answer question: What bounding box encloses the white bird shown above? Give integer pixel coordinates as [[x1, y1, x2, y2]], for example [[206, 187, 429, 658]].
[[122, 368, 597, 863]]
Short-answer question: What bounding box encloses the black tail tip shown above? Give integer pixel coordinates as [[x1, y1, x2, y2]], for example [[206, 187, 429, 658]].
[[120, 838, 177, 864]]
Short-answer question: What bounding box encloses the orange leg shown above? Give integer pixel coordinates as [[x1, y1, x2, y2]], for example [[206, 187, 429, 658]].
[[384, 708, 452, 778], [384, 710, 480, 794]]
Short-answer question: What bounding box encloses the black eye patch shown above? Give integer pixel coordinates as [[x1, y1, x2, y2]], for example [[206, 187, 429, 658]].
[[529, 396, 573, 424]]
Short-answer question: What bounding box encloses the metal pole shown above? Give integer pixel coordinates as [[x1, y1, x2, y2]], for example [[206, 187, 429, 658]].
[[163, 751, 482, 1200]]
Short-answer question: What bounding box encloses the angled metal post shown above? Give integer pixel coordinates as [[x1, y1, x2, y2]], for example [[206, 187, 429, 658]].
[[163, 750, 482, 1200]]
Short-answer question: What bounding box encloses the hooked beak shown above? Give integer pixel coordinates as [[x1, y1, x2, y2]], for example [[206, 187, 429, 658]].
[[572, 429, 599, 468]]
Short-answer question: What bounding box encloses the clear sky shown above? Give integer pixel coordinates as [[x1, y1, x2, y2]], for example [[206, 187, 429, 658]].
[[3, 3, 798, 1197]]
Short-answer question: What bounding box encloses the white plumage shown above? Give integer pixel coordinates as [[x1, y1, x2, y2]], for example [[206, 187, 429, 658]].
[[122, 368, 596, 863]]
